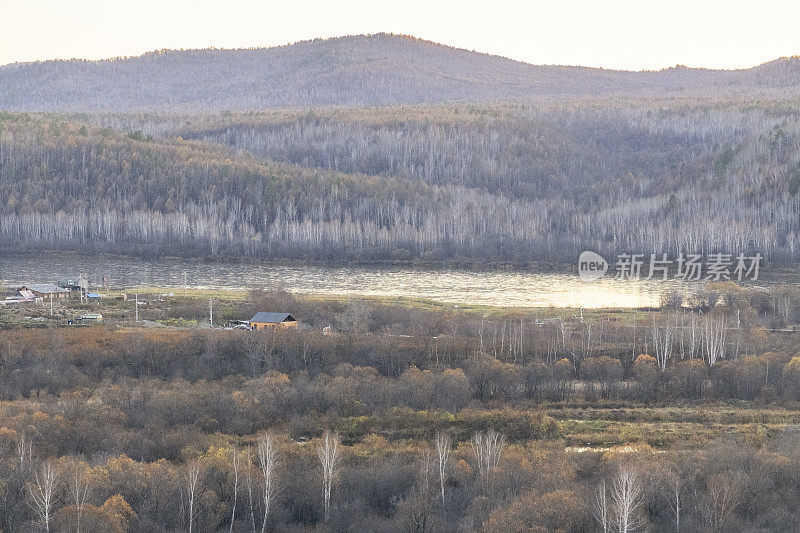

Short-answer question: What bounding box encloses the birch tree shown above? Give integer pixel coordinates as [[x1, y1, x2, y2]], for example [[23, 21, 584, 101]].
[[186, 462, 201, 533], [652, 315, 673, 372], [28, 461, 59, 533], [471, 429, 506, 489], [257, 432, 278, 532], [316, 430, 340, 521], [435, 432, 450, 502], [611, 466, 644, 533], [244, 446, 256, 533], [17, 432, 32, 473], [698, 472, 741, 529], [672, 477, 681, 532], [229, 445, 239, 533], [703, 315, 727, 367], [71, 466, 89, 533], [593, 480, 610, 533], [595, 466, 645, 533]]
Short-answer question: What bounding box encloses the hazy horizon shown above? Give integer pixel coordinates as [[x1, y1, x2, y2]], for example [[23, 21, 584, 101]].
[[3, 0, 800, 71], [2, 32, 798, 73]]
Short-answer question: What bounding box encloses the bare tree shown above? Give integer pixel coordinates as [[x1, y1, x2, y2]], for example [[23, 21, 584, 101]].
[[186, 462, 201, 533], [593, 480, 610, 533], [688, 311, 698, 359], [652, 314, 673, 372], [703, 315, 727, 367], [419, 448, 434, 497], [229, 445, 239, 533], [672, 477, 681, 532], [257, 432, 278, 533], [478, 316, 485, 354], [611, 466, 644, 533], [72, 466, 89, 533], [28, 461, 59, 533], [17, 432, 32, 473], [594, 466, 645, 533], [244, 446, 256, 533], [698, 472, 741, 529], [405, 448, 435, 533], [435, 432, 450, 502], [471, 429, 506, 489], [244, 334, 264, 377], [316, 430, 340, 521]]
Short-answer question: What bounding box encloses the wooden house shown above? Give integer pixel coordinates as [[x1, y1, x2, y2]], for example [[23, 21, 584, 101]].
[[249, 312, 298, 330]]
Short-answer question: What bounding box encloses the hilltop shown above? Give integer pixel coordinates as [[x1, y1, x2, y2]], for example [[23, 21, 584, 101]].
[[2, 33, 800, 111]]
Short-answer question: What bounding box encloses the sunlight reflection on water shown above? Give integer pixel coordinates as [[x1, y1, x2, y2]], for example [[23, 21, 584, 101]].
[[0, 256, 701, 308]]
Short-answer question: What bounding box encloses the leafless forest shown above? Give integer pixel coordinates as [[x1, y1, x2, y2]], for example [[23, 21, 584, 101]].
[[4, 31, 800, 533], [0, 287, 799, 531], [2, 35, 800, 265], [2, 96, 800, 263]]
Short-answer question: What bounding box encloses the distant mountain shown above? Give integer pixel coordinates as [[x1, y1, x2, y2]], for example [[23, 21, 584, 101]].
[[2, 33, 800, 112]]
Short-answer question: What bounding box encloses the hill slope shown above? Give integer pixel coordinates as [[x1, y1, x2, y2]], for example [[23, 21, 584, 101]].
[[2, 97, 800, 263], [2, 34, 800, 112]]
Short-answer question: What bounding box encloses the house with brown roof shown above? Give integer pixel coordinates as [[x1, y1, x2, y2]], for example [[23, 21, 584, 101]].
[[249, 312, 298, 330]]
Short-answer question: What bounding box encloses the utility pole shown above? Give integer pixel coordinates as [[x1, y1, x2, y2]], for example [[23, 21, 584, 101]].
[[135, 294, 139, 322], [79, 274, 88, 304], [209, 298, 213, 328]]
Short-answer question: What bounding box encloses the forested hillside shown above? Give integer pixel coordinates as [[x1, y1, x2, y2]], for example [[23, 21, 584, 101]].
[[2, 33, 800, 112], [0, 113, 559, 261], [1, 34, 800, 264], [29, 96, 799, 262]]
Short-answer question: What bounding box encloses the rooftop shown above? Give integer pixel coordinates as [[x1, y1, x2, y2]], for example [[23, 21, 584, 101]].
[[250, 312, 296, 323], [24, 283, 70, 294]]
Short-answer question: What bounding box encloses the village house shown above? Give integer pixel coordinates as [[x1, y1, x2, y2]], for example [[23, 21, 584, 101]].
[[0, 287, 33, 305], [249, 312, 298, 330], [20, 284, 71, 299]]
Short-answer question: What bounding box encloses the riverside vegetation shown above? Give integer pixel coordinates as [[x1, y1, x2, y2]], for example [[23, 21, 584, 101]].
[[1, 285, 800, 531]]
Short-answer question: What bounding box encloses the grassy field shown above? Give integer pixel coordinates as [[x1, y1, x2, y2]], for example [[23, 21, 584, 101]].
[[552, 406, 786, 449]]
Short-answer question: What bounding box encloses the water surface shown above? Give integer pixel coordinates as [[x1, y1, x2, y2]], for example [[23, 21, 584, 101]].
[[0, 255, 700, 308]]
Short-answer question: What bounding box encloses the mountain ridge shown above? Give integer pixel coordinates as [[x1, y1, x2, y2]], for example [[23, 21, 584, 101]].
[[4, 33, 797, 73], [1, 33, 800, 112]]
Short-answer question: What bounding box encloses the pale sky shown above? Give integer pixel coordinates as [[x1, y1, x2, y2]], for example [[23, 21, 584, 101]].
[[2, 0, 799, 71]]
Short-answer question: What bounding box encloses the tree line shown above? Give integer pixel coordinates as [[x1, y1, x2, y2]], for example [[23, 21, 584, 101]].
[[0, 287, 799, 530], [3, 97, 800, 263]]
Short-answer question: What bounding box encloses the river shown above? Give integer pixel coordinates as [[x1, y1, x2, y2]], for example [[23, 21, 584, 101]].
[[0, 255, 703, 308]]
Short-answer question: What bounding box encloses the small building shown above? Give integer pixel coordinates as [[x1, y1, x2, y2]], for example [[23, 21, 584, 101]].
[[1, 295, 30, 305], [249, 312, 298, 330], [225, 320, 252, 330], [58, 277, 82, 291], [21, 284, 71, 299]]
